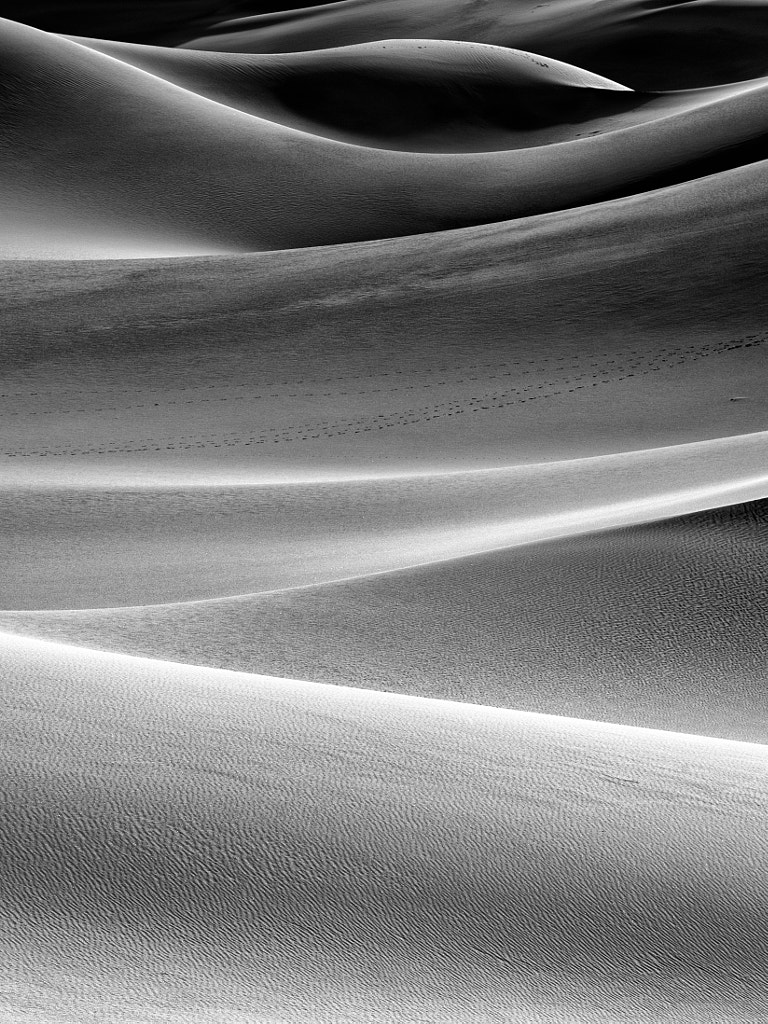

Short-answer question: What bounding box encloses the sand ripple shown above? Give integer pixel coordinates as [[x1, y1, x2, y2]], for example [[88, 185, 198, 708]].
[[1, 2, 767, 1020]]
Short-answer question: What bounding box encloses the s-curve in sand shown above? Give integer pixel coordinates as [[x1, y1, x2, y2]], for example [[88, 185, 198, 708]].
[[1, 1, 767, 1021]]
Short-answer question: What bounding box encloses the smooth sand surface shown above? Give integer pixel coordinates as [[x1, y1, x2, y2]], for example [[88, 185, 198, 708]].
[[0, 1, 272, 45], [3, 2, 768, 1021], [68, 36, 641, 153], [183, 0, 768, 90], [64, 37, 768, 153], [2, 157, 768, 480], [5, 19, 768, 257], [2, 631, 768, 1023]]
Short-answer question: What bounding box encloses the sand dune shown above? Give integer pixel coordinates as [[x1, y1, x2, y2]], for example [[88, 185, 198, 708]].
[[183, 0, 768, 91], [2, 630, 767, 1023], [3, 1, 768, 1020], [2, 153, 768, 480], [69, 36, 641, 152], [69, 35, 768, 152], [1, 0, 280, 45], [1, 430, 767, 609], [4, 494, 767, 742], [5, 19, 768, 256]]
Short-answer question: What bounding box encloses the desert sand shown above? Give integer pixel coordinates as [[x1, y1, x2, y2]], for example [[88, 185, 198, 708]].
[[2, 631, 768, 1024], [5, 19, 768, 257], [1, 0, 767, 1021]]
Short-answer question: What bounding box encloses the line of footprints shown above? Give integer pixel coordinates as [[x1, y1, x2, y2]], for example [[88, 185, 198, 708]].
[[3, 333, 764, 458]]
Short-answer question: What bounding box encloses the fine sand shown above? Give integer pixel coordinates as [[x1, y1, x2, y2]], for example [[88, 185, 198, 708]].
[[1, 631, 768, 1023], [3, 496, 767, 743], [2, 1, 768, 1021], [5, 20, 768, 257], [1, 431, 768, 609], [2, 156, 768, 478]]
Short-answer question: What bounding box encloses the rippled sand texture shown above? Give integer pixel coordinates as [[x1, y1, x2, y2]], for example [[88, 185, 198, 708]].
[[1, 1, 768, 1022]]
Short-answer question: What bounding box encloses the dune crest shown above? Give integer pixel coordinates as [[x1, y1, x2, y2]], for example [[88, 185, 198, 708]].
[[2, 1, 768, 1020], [3, 494, 768, 742], [68, 37, 640, 153], [2, 630, 768, 1023], [5, 18, 768, 257], [1, 429, 768, 610], [183, 0, 768, 91]]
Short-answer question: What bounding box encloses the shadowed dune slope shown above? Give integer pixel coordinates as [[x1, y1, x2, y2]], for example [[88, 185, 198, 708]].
[[69, 37, 643, 152], [183, 0, 768, 91], [2, 631, 768, 1023], [6, 20, 768, 255], [6, 497, 765, 741], [70, 35, 768, 153], [0, 1, 302, 44]]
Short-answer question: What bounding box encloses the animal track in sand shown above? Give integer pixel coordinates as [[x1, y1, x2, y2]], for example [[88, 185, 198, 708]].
[[2, 333, 764, 459]]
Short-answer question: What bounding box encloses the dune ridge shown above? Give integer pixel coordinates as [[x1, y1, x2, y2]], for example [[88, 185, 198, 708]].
[[3, 493, 767, 742], [2, 630, 768, 1023], [5, 18, 768, 257], [2, 1, 768, 1021], [2, 430, 768, 610]]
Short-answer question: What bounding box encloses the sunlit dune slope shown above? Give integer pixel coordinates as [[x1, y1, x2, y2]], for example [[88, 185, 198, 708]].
[[183, 0, 768, 91], [2, 156, 768, 480], [7, 496, 765, 741], [5, 19, 768, 256], [1, 431, 768, 610], [2, 0, 768, 1021], [2, 631, 767, 1023]]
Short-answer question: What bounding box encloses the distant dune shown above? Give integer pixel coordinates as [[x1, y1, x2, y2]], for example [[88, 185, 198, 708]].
[[71, 36, 639, 152], [1, 1, 767, 1021], [4, 19, 768, 257], [0, 0, 289, 44], [183, 0, 768, 90]]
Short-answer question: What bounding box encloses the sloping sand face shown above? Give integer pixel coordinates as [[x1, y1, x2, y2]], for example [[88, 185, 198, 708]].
[[68, 37, 638, 150], [5, 19, 768, 257], [4, 493, 768, 743], [183, 0, 768, 90], [2, 157, 768, 481], [2, 632, 768, 1023], [2, 432, 768, 609], [2, 1, 768, 1021]]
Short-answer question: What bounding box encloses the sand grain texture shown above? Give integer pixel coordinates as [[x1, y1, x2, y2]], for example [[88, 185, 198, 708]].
[[2, 632, 768, 1023], [1, 0, 768, 1021]]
